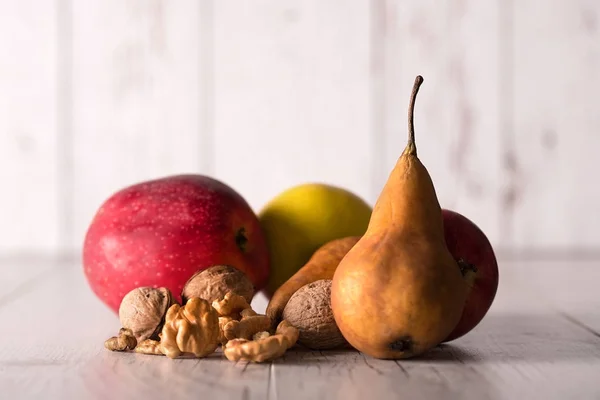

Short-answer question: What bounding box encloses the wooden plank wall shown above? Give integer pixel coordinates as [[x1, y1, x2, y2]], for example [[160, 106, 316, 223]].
[[377, 0, 503, 248], [213, 0, 373, 218], [0, 1, 61, 254], [0, 0, 599, 257], [511, 0, 600, 251]]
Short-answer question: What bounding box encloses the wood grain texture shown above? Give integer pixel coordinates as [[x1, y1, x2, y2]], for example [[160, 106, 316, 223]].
[[378, 0, 503, 246], [272, 259, 600, 399], [500, 260, 600, 335], [70, 0, 209, 249], [0, 1, 60, 253], [2, 0, 600, 256], [1, 259, 600, 399], [212, 0, 375, 211], [509, 0, 600, 249], [0, 262, 270, 399], [0, 256, 67, 306]]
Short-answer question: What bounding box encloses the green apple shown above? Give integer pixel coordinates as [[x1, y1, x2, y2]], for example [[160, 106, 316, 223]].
[[258, 183, 372, 297]]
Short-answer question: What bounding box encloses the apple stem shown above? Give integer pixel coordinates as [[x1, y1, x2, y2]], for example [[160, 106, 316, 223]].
[[235, 228, 248, 252], [458, 258, 477, 276], [406, 75, 424, 156]]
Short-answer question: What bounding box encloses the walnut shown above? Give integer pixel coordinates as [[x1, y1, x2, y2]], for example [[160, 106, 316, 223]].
[[252, 331, 270, 341], [282, 279, 348, 350], [181, 265, 254, 305], [135, 339, 163, 355], [213, 291, 259, 346], [212, 292, 252, 317], [119, 287, 175, 342], [104, 328, 137, 352], [223, 320, 299, 363], [218, 316, 234, 346], [223, 315, 272, 341], [240, 308, 257, 318], [160, 297, 220, 359]]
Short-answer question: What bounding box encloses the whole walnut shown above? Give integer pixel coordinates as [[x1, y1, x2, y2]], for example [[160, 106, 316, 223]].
[[282, 279, 348, 350], [119, 287, 175, 342], [181, 265, 254, 305]]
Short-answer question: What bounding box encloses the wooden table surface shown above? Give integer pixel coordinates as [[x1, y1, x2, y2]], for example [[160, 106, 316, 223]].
[[1, 257, 599, 399]]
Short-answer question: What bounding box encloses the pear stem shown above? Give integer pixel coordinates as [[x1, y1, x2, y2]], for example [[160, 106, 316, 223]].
[[406, 75, 424, 156]]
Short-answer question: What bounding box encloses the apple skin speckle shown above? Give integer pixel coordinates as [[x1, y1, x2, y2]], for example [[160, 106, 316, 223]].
[[82, 174, 270, 314]]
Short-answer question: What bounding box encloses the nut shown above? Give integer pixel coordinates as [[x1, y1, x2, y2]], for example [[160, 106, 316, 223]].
[[253, 331, 270, 341], [212, 292, 252, 317], [181, 265, 254, 305], [223, 320, 299, 363], [224, 315, 272, 341], [240, 308, 257, 318], [119, 287, 175, 342], [161, 297, 220, 359], [218, 316, 234, 345], [104, 328, 137, 352], [215, 295, 261, 345], [282, 279, 348, 350], [135, 339, 163, 355]]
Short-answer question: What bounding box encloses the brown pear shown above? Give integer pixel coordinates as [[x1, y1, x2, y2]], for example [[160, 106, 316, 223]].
[[330, 76, 469, 359], [266, 236, 361, 326]]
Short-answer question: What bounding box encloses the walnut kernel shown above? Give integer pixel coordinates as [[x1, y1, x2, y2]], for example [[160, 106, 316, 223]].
[[135, 339, 163, 355], [212, 292, 252, 316], [105, 328, 137, 352], [223, 320, 299, 363], [224, 315, 272, 341], [253, 331, 270, 341], [160, 297, 220, 359]]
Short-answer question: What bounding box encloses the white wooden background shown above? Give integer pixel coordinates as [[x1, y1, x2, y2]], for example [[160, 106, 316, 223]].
[[1, 0, 599, 258]]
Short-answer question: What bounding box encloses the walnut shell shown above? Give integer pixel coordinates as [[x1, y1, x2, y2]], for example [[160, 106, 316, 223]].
[[181, 265, 254, 305], [282, 279, 348, 350], [119, 287, 175, 342]]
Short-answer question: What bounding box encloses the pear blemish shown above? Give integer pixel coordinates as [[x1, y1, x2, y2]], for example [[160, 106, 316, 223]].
[[330, 75, 470, 360], [389, 336, 413, 353]]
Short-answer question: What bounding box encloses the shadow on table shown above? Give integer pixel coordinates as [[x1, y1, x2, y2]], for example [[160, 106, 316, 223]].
[[417, 312, 600, 363], [283, 312, 600, 365]]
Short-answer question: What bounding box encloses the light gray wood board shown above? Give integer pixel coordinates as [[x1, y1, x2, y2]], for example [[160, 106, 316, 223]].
[[500, 259, 600, 335], [0, 261, 269, 400], [272, 260, 600, 400], [0, 0, 61, 253], [0, 255, 74, 308], [1, 259, 600, 399]]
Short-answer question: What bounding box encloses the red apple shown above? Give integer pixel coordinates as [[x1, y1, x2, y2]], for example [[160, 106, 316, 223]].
[[442, 209, 499, 342], [83, 174, 270, 313]]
